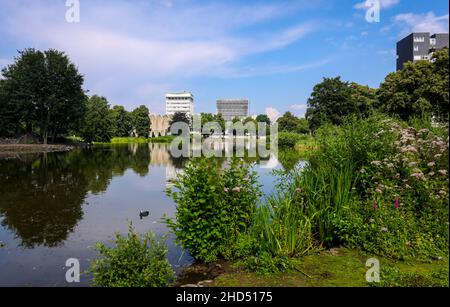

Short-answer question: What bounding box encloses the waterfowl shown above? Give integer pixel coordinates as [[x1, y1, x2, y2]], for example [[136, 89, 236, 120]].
[[139, 211, 150, 219]]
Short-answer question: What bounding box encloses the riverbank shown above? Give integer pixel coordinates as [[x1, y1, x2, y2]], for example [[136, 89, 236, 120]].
[[177, 248, 449, 287], [0, 144, 75, 158]]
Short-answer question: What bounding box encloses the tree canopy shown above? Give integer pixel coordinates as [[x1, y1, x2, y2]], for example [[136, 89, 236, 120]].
[[79, 95, 113, 143], [306, 77, 376, 130], [131, 105, 150, 137], [0, 48, 86, 143], [377, 48, 449, 121], [277, 112, 310, 134]]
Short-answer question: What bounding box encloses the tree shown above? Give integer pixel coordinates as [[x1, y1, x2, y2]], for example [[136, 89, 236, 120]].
[[1, 49, 85, 143], [79, 95, 113, 143], [169, 112, 190, 135], [0, 80, 20, 137], [256, 114, 271, 126], [111, 105, 132, 137], [131, 105, 150, 137], [377, 48, 449, 122], [306, 76, 376, 130]]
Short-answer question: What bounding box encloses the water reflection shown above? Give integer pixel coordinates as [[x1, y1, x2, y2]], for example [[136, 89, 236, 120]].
[[0, 142, 302, 285]]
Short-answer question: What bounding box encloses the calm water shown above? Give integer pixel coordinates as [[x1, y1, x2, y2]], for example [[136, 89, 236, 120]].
[[0, 142, 301, 286]]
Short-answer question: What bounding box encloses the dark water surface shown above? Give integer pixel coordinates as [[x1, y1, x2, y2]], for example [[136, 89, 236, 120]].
[[0, 143, 299, 286]]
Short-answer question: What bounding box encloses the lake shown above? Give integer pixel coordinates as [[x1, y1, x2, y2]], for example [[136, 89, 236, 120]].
[[0, 142, 302, 286]]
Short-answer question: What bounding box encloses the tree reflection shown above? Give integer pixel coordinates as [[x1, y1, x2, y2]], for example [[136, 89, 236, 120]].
[[0, 145, 151, 248]]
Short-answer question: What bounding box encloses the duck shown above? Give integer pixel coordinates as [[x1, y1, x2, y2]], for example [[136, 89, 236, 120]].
[[139, 211, 150, 219]]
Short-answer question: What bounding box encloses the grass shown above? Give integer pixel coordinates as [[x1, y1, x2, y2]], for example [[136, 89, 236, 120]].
[[210, 248, 449, 287], [93, 136, 176, 145]]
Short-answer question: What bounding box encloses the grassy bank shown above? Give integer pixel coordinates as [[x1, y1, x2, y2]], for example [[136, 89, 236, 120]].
[[211, 248, 449, 287], [93, 136, 175, 145]]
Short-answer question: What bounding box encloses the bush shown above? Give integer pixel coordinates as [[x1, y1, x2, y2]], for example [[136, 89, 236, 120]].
[[89, 224, 174, 287], [277, 132, 303, 148], [165, 158, 261, 263], [309, 115, 449, 259]]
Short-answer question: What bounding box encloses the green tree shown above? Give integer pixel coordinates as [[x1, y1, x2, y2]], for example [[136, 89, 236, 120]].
[[306, 77, 375, 130], [277, 112, 306, 133], [131, 105, 150, 137], [79, 95, 113, 143], [111, 105, 132, 137], [1, 49, 85, 143], [256, 114, 271, 126], [0, 79, 20, 137], [169, 112, 190, 135], [377, 49, 449, 122]]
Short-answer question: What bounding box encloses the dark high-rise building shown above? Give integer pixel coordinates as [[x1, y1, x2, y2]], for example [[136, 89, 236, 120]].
[[397, 32, 449, 70], [217, 99, 249, 121]]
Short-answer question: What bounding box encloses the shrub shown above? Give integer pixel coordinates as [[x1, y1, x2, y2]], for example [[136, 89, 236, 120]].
[[277, 132, 303, 148], [89, 224, 174, 287], [310, 115, 449, 259], [165, 158, 261, 263]]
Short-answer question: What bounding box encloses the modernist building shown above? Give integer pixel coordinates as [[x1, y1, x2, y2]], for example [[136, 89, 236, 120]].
[[165, 92, 194, 117], [216, 99, 249, 121], [149, 114, 171, 137], [397, 32, 449, 70]]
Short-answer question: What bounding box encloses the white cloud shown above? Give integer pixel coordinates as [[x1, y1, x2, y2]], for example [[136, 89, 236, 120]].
[[266, 107, 281, 123], [394, 12, 449, 35], [0, 0, 321, 111], [354, 0, 400, 10]]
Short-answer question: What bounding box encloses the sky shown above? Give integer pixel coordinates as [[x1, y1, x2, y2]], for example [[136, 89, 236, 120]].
[[0, 0, 448, 120]]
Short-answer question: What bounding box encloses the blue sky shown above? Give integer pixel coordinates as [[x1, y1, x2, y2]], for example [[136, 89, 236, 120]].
[[0, 0, 448, 119]]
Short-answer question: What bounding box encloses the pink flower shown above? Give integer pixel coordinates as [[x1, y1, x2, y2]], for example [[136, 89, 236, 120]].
[[394, 198, 399, 209], [224, 188, 229, 192], [232, 187, 242, 193], [373, 202, 378, 210]]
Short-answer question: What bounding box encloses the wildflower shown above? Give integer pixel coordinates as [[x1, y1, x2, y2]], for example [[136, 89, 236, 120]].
[[386, 163, 395, 169], [438, 170, 448, 176], [393, 173, 401, 179], [381, 227, 388, 232], [410, 173, 425, 180], [394, 198, 399, 209], [232, 187, 242, 193], [405, 184, 411, 189], [359, 168, 367, 174], [375, 188, 382, 195], [419, 129, 429, 134], [429, 172, 435, 177], [408, 162, 418, 168], [435, 154, 442, 159], [369, 219, 375, 223], [427, 162, 435, 167], [373, 202, 378, 210], [371, 161, 382, 167], [438, 190, 447, 196], [295, 188, 302, 193], [224, 188, 229, 192]]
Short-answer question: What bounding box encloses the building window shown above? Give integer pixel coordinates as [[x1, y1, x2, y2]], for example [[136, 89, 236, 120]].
[[414, 45, 419, 52], [430, 38, 436, 45], [414, 37, 425, 43]]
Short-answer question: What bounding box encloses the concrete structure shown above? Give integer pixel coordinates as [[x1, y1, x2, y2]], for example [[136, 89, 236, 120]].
[[397, 32, 449, 70], [149, 114, 171, 137], [165, 92, 194, 117], [216, 99, 249, 121]]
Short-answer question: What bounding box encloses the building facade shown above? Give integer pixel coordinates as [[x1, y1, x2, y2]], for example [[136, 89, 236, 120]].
[[216, 99, 249, 121], [149, 114, 171, 137], [397, 32, 449, 70], [165, 92, 194, 117]]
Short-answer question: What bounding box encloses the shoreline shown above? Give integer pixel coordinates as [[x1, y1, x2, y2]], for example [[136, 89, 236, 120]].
[[0, 144, 76, 158]]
